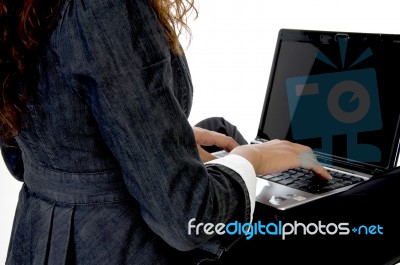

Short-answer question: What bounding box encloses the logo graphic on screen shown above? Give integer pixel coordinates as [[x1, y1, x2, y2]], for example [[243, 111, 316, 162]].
[[286, 37, 382, 163]]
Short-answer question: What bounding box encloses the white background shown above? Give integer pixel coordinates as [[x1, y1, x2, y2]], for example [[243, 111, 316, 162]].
[[1, 0, 400, 262]]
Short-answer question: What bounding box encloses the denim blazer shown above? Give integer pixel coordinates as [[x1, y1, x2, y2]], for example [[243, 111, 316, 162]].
[[2, 0, 252, 264]]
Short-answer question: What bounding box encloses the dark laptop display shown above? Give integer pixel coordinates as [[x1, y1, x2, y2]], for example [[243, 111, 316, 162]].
[[247, 29, 400, 210], [257, 29, 400, 176]]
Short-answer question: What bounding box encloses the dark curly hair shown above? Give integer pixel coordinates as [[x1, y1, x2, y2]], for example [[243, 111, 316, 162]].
[[0, 0, 197, 142]]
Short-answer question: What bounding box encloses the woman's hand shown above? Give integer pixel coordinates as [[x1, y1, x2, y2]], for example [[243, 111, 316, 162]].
[[193, 127, 240, 162], [192, 127, 330, 180], [230, 139, 332, 180]]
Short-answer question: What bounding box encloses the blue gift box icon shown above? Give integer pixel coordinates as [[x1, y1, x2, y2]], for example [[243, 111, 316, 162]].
[[286, 39, 382, 163]]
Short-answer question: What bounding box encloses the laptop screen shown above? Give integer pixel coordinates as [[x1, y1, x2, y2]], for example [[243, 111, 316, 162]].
[[258, 29, 400, 174]]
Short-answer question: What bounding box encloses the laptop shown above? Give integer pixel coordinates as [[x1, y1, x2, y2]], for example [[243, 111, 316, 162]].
[[215, 28, 400, 210]]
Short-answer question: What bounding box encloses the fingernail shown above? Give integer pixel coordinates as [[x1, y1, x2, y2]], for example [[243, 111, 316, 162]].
[[326, 173, 333, 180]]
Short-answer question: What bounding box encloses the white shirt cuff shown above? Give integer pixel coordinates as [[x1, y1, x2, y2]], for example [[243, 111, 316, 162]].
[[205, 154, 256, 223]]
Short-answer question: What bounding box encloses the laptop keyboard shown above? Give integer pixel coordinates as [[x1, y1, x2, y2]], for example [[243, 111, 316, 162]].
[[260, 168, 365, 194]]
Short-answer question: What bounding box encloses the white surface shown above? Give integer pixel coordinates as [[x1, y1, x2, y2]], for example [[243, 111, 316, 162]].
[[2, 0, 400, 263]]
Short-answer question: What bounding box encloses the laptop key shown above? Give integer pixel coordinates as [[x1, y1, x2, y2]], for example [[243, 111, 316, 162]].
[[326, 178, 340, 184], [329, 183, 345, 190], [350, 177, 364, 183], [292, 172, 306, 178], [340, 180, 353, 186], [318, 186, 335, 193], [278, 178, 296, 186], [287, 183, 302, 189], [268, 176, 283, 182], [295, 179, 312, 186]]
